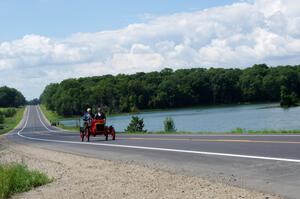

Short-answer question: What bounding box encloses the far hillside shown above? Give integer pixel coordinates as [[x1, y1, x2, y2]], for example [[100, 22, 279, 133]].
[[40, 64, 300, 116]]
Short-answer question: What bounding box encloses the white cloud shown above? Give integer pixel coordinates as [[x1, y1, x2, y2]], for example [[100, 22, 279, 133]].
[[0, 0, 300, 99]]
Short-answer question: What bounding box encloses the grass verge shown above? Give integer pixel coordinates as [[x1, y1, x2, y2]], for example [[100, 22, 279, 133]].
[[231, 128, 300, 134], [39, 105, 79, 132], [0, 163, 51, 199], [0, 107, 25, 135], [39, 105, 63, 123], [57, 124, 79, 132], [123, 129, 300, 135]]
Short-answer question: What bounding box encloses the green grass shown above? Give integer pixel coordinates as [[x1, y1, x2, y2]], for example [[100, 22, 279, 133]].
[[229, 127, 300, 134], [244, 129, 300, 134], [122, 129, 300, 135], [122, 131, 193, 134], [0, 107, 25, 135], [0, 163, 51, 199], [58, 124, 79, 132], [39, 105, 79, 131], [39, 105, 63, 123]]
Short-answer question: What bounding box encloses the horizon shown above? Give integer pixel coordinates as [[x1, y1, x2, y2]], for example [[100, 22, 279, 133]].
[[1, 0, 300, 99]]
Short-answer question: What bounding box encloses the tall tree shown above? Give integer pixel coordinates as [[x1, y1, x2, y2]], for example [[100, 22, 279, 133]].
[[0, 86, 25, 107], [40, 64, 300, 116]]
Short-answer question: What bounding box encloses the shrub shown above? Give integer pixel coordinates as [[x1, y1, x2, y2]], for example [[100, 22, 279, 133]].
[[125, 116, 147, 132], [1, 108, 17, 118], [164, 117, 176, 132], [232, 127, 245, 134]]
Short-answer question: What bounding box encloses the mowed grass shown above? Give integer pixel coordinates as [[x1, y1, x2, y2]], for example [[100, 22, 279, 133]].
[[39, 105, 79, 132], [39, 105, 63, 124], [0, 107, 25, 135], [123, 129, 300, 135], [231, 128, 300, 134], [0, 163, 51, 199]]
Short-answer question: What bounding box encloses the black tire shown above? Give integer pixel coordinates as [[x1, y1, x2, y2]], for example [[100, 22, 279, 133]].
[[84, 123, 90, 142], [111, 127, 116, 140], [81, 132, 84, 142]]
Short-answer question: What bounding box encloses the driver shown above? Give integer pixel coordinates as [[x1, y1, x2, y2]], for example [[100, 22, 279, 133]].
[[94, 107, 106, 120]]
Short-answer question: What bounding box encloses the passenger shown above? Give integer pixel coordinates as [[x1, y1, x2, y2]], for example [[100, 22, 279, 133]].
[[80, 108, 93, 132], [83, 108, 93, 123], [94, 107, 106, 120]]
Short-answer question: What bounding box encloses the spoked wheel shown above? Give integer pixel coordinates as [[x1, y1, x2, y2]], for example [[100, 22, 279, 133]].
[[87, 131, 90, 142], [84, 125, 90, 142], [80, 131, 84, 142], [111, 127, 116, 141]]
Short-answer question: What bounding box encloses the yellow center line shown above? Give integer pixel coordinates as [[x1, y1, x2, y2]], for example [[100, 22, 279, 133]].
[[120, 137, 300, 144]]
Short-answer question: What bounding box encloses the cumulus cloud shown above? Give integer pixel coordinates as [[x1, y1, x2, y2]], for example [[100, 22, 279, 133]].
[[0, 0, 300, 99]]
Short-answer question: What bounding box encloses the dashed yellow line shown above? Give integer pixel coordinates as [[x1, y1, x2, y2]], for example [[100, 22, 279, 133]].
[[122, 137, 300, 144]]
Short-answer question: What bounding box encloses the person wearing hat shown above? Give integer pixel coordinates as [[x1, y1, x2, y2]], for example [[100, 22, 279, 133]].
[[82, 107, 94, 126], [94, 107, 106, 120]]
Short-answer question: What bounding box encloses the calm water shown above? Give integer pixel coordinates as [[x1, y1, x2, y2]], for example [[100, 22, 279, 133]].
[[59, 103, 300, 132]]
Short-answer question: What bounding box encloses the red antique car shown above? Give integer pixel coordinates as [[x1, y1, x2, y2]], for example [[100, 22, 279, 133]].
[[80, 119, 116, 142]]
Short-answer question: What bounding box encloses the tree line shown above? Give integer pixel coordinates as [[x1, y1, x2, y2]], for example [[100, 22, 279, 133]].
[[40, 64, 300, 116], [0, 86, 26, 107]]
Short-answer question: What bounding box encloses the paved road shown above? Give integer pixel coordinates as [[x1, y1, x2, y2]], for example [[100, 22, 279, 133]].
[[7, 106, 300, 199]]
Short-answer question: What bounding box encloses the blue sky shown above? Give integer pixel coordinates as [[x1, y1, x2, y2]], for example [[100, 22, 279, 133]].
[[0, 0, 240, 42], [1, 0, 300, 99]]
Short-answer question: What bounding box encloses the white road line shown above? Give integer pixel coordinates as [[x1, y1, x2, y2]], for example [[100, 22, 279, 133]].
[[17, 106, 300, 163], [37, 105, 70, 132], [17, 107, 30, 134], [35, 106, 59, 132]]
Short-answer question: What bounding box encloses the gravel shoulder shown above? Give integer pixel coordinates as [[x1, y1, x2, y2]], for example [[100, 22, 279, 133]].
[[0, 140, 282, 199]]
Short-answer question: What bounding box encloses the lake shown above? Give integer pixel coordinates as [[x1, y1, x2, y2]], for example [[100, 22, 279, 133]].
[[59, 103, 300, 133]]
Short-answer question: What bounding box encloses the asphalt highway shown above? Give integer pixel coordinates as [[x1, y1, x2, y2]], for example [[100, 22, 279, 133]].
[[6, 106, 300, 199]]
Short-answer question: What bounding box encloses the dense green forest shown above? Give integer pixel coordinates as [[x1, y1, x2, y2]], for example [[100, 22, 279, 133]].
[[40, 64, 300, 116], [0, 86, 26, 107]]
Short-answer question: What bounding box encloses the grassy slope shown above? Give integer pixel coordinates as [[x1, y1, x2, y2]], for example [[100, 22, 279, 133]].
[[0, 163, 51, 199], [239, 129, 300, 134], [39, 105, 63, 123], [39, 105, 79, 132], [124, 130, 300, 135], [0, 107, 25, 135]]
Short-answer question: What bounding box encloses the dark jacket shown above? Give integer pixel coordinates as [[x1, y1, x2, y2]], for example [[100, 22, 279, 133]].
[[94, 112, 106, 120]]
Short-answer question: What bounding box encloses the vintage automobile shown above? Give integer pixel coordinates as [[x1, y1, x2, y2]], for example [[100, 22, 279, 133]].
[[80, 119, 116, 142]]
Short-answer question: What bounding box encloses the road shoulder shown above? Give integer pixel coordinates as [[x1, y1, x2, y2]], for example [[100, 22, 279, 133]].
[[0, 140, 281, 199]]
